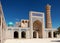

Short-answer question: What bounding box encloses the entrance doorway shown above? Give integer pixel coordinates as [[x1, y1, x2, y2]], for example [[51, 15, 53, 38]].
[[33, 20, 42, 38], [48, 32, 51, 38], [21, 31, 26, 38], [14, 31, 19, 38], [33, 31, 37, 38], [53, 32, 57, 38]]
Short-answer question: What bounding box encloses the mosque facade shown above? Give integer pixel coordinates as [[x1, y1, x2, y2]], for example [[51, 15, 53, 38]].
[[0, 3, 59, 43]]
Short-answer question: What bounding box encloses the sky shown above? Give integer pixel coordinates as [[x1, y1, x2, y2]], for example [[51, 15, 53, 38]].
[[1, 0, 60, 28]]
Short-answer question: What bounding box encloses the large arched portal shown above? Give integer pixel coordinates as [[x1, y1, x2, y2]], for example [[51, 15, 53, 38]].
[[14, 31, 19, 38], [33, 20, 42, 38], [21, 31, 26, 38]]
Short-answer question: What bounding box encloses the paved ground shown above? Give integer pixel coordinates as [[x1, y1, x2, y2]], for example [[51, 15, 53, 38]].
[[4, 38, 60, 43]]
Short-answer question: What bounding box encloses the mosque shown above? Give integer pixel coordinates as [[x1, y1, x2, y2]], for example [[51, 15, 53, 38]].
[[0, 2, 59, 43]]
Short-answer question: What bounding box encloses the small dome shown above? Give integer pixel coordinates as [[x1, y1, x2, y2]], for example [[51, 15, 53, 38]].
[[8, 22, 14, 26]]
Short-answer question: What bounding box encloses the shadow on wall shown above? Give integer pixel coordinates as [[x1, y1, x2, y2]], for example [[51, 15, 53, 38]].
[[51, 40, 60, 42]]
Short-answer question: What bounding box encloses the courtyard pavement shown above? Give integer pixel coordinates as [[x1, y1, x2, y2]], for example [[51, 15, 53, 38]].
[[4, 38, 60, 43]]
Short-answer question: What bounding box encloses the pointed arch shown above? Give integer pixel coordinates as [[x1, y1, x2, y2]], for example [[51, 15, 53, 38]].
[[48, 32, 51, 38], [21, 31, 26, 38], [14, 31, 19, 38], [33, 31, 37, 38], [53, 32, 57, 38], [33, 20, 42, 38]]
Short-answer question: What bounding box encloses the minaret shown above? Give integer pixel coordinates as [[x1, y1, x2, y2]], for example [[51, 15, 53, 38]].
[[46, 4, 52, 28]]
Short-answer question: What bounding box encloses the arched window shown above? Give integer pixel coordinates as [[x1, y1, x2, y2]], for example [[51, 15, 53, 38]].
[[14, 31, 19, 38], [21, 31, 26, 38]]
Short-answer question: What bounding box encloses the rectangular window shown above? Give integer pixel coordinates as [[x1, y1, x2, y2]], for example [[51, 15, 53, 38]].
[[32, 13, 43, 17]]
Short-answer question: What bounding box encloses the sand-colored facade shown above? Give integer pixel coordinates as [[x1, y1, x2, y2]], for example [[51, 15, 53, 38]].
[[0, 2, 59, 43]]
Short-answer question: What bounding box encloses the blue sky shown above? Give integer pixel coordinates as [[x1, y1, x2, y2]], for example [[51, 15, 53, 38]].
[[1, 0, 60, 28]]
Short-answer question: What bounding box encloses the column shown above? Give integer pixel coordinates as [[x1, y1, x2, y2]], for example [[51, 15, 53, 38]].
[[37, 32, 38, 38], [30, 16, 33, 39], [19, 29, 21, 39], [30, 27, 33, 39], [46, 31, 48, 38], [51, 30, 53, 38], [31, 26, 33, 38], [12, 29, 14, 39], [26, 30, 30, 39]]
